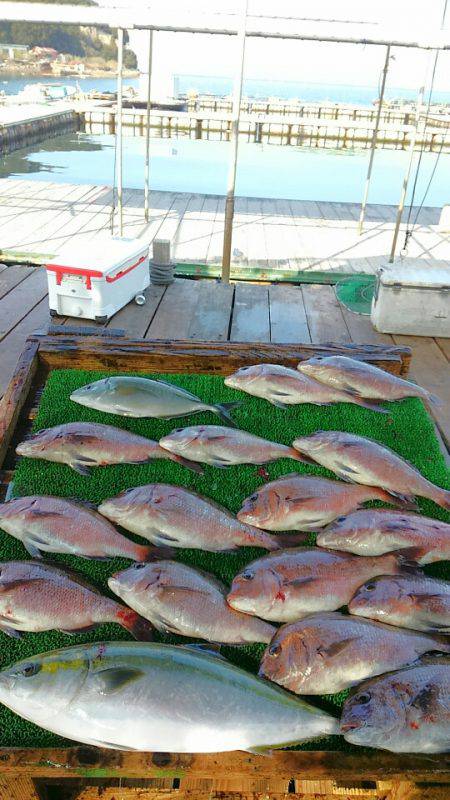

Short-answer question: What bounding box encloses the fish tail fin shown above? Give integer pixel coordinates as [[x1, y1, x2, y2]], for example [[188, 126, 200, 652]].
[[116, 608, 154, 641], [419, 389, 443, 412], [135, 544, 175, 562], [288, 447, 316, 465], [354, 397, 389, 414], [392, 547, 425, 572], [215, 402, 241, 427], [166, 452, 204, 475], [270, 531, 309, 549]]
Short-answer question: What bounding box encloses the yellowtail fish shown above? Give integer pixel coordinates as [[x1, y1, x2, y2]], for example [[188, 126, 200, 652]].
[[237, 473, 404, 532], [224, 363, 387, 412], [159, 424, 306, 468], [0, 560, 153, 640], [0, 642, 339, 751], [70, 376, 240, 426], [317, 509, 450, 564], [348, 573, 450, 634], [341, 661, 450, 753], [293, 430, 450, 510], [298, 355, 440, 410], [0, 496, 155, 560], [259, 612, 450, 695], [16, 422, 202, 476], [109, 561, 276, 643], [99, 484, 307, 552]]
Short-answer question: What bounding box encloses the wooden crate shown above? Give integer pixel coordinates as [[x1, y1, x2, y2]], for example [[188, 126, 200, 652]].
[[0, 327, 448, 800]]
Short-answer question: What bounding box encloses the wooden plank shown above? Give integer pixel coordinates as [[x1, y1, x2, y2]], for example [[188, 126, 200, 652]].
[[245, 197, 268, 271], [174, 194, 216, 263], [436, 337, 450, 361], [146, 278, 201, 339], [339, 305, 395, 346], [0, 297, 52, 399], [0, 269, 48, 341], [269, 284, 311, 343], [0, 337, 39, 466], [0, 747, 447, 782], [230, 282, 270, 342], [392, 334, 450, 448], [0, 776, 40, 800], [0, 265, 36, 300], [105, 285, 167, 339], [36, 334, 411, 377], [186, 280, 234, 340], [301, 284, 352, 343]]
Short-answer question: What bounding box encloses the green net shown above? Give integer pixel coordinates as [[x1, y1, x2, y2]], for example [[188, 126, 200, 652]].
[[335, 275, 377, 316]]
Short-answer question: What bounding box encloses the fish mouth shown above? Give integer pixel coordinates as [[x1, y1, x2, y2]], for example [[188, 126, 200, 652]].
[[107, 574, 121, 592], [340, 720, 361, 734]]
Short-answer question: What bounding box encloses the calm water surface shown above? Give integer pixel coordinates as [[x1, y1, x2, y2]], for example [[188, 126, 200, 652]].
[[1, 132, 448, 206]]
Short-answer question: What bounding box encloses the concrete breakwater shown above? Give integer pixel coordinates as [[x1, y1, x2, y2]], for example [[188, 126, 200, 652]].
[[0, 110, 78, 155]]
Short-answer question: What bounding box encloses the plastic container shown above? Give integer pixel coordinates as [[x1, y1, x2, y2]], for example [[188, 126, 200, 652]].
[[46, 237, 150, 322], [371, 263, 450, 337]]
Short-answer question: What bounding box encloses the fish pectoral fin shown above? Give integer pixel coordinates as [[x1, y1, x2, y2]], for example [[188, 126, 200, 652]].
[[0, 578, 40, 593], [151, 530, 180, 545], [93, 667, 146, 695], [181, 642, 226, 660], [271, 400, 290, 409], [71, 462, 93, 477], [285, 577, 316, 588], [0, 620, 23, 639], [23, 534, 48, 558], [149, 612, 181, 635], [318, 636, 357, 659]]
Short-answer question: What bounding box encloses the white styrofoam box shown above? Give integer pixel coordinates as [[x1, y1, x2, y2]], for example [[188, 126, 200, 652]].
[[371, 263, 450, 337], [46, 236, 150, 322], [439, 205, 450, 232]]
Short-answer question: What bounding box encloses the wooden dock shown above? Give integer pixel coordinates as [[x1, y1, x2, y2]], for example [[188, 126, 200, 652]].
[[0, 179, 448, 277], [0, 267, 449, 447]]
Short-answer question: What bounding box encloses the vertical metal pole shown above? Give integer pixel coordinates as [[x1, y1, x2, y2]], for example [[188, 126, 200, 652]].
[[144, 29, 153, 223], [221, 0, 248, 283], [389, 55, 431, 262], [116, 27, 124, 237], [358, 45, 390, 234]]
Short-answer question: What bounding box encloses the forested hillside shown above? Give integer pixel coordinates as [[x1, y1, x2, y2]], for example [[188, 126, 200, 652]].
[[0, 0, 137, 67]]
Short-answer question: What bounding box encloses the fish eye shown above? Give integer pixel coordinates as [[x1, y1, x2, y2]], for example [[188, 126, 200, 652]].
[[249, 494, 258, 502], [173, 428, 184, 433], [336, 516, 346, 523], [268, 644, 281, 657], [21, 663, 41, 678], [365, 582, 376, 592], [241, 571, 254, 581], [357, 692, 371, 705], [134, 563, 146, 570]]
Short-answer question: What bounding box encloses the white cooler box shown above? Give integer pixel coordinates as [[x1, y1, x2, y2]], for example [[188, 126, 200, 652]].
[[371, 263, 450, 337], [46, 237, 150, 322]]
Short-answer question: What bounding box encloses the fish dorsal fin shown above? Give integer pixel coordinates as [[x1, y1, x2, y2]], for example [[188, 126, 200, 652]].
[[93, 667, 145, 695]]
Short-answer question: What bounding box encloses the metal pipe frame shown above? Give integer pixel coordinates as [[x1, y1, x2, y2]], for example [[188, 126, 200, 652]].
[[1, 4, 450, 49], [358, 45, 391, 234], [144, 29, 154, 223], [221, 0, 248, 284], [116, 27, 124, 237]]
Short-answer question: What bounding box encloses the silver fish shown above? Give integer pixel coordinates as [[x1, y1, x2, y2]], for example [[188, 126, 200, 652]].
[[224, 363, 386, 413], [237, 473, 403, 532], [227, 547, 406, 622], [317, 509, 450, 564], [70, 376, 239, 426], [340, 662, 450, 753], [99, 484, 306, 552], [258, 612, 450, 695], [349, 573, 450, 633], [298, 355, 440, 410], [159, 425, 306, 468], [108, 561, 276, 644], [0, 495, 154, 561], [293, 430, 450, 510], [0, 642, 339, 751], [0, 560, 153, 640], [16, 422, 202, 476]]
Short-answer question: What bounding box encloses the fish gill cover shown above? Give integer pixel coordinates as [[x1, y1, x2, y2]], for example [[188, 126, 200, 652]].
[[2, 368, 450, 751]]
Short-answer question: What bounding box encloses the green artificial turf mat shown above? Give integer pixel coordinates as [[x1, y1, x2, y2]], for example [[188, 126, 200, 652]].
[[2, 368, 449, 752]]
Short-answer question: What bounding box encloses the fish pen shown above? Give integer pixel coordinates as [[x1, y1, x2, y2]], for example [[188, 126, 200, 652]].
[[0, 328, 449, 800]]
